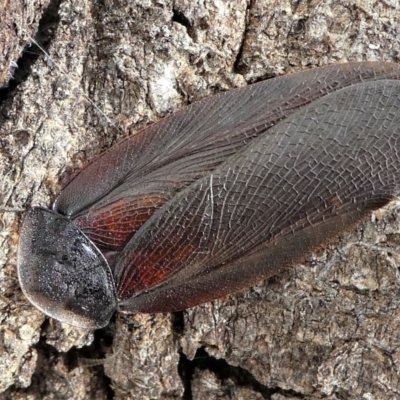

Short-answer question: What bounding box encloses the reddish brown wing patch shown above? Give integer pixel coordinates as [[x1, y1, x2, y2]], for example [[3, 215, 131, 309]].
[[74, 195, 168, 250], [117, 243, 197, 296]]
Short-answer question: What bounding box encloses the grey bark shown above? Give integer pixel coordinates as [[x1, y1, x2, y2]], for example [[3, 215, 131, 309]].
[[1, 0, 400, 399]]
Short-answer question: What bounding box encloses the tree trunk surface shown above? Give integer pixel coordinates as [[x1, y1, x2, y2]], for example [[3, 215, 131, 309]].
[[1, 0, 400, 399]]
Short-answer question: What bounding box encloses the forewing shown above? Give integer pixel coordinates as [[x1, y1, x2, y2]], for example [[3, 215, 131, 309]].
[[115, 79, 400, 312], [55, 62, 400, 251]]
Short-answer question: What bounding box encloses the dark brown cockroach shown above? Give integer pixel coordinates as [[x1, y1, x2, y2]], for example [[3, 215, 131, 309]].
[[17, 62, 400, 329]]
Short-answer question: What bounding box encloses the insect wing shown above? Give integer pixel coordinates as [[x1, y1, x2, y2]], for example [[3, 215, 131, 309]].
[[55, 62, 400, 252], [116, 79, 400, 313]]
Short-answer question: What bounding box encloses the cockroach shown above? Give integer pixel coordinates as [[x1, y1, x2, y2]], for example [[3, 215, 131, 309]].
[[17, 61, 400, 329]]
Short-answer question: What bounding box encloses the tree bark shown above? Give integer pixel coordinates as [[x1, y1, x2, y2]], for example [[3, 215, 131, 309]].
[[1, 0, 400, 398]]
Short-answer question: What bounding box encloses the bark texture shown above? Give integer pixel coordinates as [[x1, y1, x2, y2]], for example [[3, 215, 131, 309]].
[[0, 0, 400, 399]]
